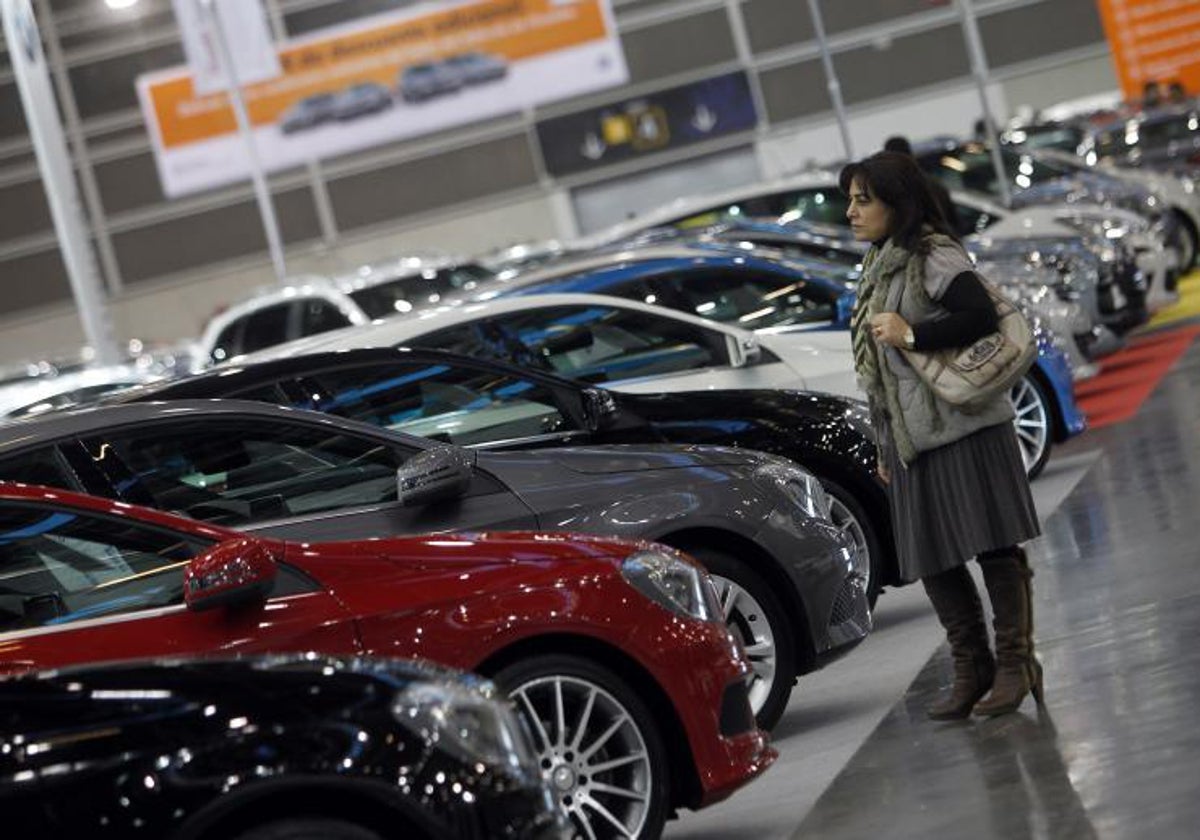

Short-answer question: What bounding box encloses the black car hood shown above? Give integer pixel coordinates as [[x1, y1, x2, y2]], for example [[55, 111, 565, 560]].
[[622, 388, 873, 435], [494, 443, 770, 475]]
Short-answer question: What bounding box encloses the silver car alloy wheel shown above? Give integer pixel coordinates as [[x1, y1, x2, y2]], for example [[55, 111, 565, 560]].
[[827, 495, 871, 595], [510, 675, 653, 840], [710, 574, 777, 717], [1010, 376, 1049, 475]]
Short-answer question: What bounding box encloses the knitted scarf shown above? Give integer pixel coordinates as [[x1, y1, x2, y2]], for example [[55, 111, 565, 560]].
[[850, 233, 955, 465]]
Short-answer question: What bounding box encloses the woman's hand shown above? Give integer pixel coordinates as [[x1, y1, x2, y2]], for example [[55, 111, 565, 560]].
[[877, 460, 891, 485], [869, 312, 911, 347]]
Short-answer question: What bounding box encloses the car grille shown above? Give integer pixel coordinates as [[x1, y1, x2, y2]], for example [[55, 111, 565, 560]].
[[829, 577, 862, 627], [720, 678, 756, 736]]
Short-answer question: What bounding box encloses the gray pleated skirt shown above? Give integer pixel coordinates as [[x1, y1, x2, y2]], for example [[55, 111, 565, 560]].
[[884, 420, 1040, 583]]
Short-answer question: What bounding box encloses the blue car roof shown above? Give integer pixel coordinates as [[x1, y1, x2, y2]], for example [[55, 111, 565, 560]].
[[501, 252, 853, 298]]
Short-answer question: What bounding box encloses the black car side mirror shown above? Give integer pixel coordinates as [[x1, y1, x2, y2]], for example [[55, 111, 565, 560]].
[[396, 445, 474, 507], [581, 388, 619, 431]]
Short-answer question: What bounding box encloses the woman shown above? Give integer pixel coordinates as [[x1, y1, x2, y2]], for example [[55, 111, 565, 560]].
[[842, 151, 1044, 719]]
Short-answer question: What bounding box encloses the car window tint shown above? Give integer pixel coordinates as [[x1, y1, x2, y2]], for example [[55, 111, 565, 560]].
[[86, 420, 407, 527], [492, 305, 723, 384], [294, 363, 573, 445], [954, 202, 995, 236], [238, 303, 292, 355], [1020, 126, 1083, 152], [0, 447, 84, 492], [657, 268, 840, 330], [1138, 114, 1199, 147], [209, 319, 244, 364], [583, 276, 658, 305], [299, 298, 353, 337], [352, 265, 494, 320], [228, 382, 296, 406], [416, 322, 524, 360], [0, 503, 207, 631], [671, 196, 782, 229], [776, 189, 850, 226]]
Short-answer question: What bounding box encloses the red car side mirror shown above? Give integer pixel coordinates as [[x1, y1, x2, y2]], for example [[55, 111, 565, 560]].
[[184, 538, 278, 612]]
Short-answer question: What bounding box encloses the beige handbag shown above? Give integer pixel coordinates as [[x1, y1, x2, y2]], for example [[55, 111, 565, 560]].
[[900, 281, 1036, 412]]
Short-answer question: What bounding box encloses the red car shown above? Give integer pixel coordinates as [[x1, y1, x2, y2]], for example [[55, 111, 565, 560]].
[[0, 483, 774, 840]]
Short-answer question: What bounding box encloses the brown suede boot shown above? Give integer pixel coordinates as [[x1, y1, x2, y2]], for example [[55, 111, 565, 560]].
[[974, 547, 1045, 717], [922, 566, 995, 720]]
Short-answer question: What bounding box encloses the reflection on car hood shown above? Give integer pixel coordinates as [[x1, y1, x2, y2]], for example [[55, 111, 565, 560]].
[[1014, 172, 1153, 213], [518, 444, 770, 474]]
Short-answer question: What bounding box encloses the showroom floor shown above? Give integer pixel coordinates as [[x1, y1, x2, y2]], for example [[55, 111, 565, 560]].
[[668, 302, 1200, 838]]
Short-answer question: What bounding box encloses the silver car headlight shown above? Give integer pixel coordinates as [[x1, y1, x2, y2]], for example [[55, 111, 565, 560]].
[[392, 682, 536, 772], [755, 462, 832, 522], [622, 548, 721, 622]]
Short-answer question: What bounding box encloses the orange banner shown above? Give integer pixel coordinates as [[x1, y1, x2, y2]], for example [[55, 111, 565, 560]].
[[146, 0, 609, 149], [1097, 0, 1200, 101]]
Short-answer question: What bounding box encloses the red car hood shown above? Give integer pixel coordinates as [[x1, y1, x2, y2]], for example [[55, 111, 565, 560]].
[[284, 531, 646, 578]]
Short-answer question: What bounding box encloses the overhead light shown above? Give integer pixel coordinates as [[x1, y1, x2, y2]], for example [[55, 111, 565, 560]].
[[106, 0, 140, 9]]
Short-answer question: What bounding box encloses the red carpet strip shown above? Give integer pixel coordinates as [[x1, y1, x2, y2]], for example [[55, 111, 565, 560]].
[[1074, 325, 1200, 429]]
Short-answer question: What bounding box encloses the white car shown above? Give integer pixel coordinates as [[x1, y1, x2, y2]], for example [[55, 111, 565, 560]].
[[194, 276, 370, 369], [237, 291, 861, 398], [194, 259, 494, 368]]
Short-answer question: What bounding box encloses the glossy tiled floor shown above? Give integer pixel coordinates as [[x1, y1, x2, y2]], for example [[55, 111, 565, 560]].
[[792, 331, 1200, 839]]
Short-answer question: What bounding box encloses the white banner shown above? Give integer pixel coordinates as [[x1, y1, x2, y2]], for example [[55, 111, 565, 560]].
[[171, 0, 281, 96], [138, 0, 627, 197]]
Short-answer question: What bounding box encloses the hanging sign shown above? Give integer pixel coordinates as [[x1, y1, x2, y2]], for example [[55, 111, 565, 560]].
[[138, 0, 627, 197], [1097, 0, 1200, 100], [536, 71, 757, 177]]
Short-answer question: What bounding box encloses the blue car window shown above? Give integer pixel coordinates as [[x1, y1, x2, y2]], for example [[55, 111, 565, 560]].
[[0, 503, 208, 632]]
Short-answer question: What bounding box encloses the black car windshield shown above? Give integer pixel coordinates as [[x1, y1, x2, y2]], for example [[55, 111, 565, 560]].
[[1006, 126, 1083, 153], [348, 265, 494, 319], [923, 144, 1074, 194]]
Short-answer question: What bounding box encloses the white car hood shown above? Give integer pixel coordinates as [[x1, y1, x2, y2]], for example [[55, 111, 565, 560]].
[[751, 331, 860, 400]]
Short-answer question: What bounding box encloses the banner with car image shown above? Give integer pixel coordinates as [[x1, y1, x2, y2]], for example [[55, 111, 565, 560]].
[[137, 0, 627, 197]]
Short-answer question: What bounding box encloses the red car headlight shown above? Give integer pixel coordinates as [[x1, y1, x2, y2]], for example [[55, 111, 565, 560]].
[[621, 549, 721, 622]]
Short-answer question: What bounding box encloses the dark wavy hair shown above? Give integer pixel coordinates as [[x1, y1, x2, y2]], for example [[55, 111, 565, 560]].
[[838, 151, 957, 253]]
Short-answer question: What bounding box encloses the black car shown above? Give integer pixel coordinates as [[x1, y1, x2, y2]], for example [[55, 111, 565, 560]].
[[2, 655, 567, 840], [1087, 106, 1200, 170], [120, 346, 893, 605], [1004, 106, 1200, 171]]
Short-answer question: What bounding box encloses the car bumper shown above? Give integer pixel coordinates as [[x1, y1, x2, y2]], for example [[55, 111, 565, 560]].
[[1132, 233, 1182, 309], [756, 515, 872, 669], [617, 595, 777, 810], [1036, 337, 1087, 441]]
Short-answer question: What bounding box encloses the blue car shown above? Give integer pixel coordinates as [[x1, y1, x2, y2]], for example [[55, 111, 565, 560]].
[[490, 244, 1086, 477]]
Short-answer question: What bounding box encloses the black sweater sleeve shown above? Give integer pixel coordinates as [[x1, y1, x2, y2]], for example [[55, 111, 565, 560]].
[[910, 271, 999, 351]]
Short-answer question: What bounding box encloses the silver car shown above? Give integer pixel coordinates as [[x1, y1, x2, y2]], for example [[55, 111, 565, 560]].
[[398, 61, 463, 102]]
